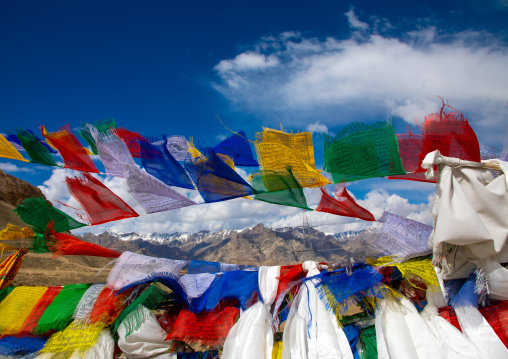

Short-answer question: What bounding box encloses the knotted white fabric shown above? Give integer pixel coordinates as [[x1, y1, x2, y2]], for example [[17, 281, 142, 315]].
[[376, 298, 445, 359], [221, 266, 280, 359], [117, 305, 171, 359], [281, 261, 353, 359], [422, 151, 508, 279], [420, 303, 486, 359]]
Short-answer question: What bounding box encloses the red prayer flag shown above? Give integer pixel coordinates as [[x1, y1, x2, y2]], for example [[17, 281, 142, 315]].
[[419, 105, 480, 164], [315, 184, 375, 221], [66, 172, 139, 225], [41, 125, 99, 173], [47, 221, 122, 258], [19, 287, 62, 335], [165, 306, 240, 347], [115, 128, 149, 158]]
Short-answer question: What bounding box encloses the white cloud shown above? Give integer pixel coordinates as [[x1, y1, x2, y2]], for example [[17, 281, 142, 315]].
[[0, 162, 34, 173], [213, 10, 508, 145], [306, 121, 329, 134], [345, 9, 369, 31]]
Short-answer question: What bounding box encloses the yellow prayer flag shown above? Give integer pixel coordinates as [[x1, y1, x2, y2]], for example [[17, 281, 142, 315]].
[[258, 128, 316, 168], [255, 141, 330, 188], [0, 286, 48, 335], [0, 224, 35, 240], [41, 126, 60, 150], [0, 134, 28, 162], [40, 320, 104, 358]]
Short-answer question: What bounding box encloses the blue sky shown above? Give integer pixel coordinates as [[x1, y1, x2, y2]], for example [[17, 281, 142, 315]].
[[1, 0, 507, 234]]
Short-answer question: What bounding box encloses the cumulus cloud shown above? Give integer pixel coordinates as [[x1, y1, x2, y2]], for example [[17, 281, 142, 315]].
[[212, 10, 508, 145]]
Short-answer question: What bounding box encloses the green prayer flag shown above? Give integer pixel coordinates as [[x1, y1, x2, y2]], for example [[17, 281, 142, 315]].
[[324, 121, 405, 183], [251, 168, 312, 210], [30, 233, 50, 253], [113, 283, 167, 336], [78, 118, 116, 155], [14, 197, 87, 233], [35, 283, 91, 334], [360, 325, 378, 359], [16, 129, 58, 166]]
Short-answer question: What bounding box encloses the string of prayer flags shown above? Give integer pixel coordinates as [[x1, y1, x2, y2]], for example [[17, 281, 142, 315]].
[[213, 130, 258, 166], [26, 129, 59, 153], [46, 222, 122, 258], [14, 197, 87, 233], [78, 118, 117, 155], [19, 286, 62, 335], [124, 165, 196, 214], [90, 126, 137, 178], [250, 168, 312, 210], [166, 135, 190, 161], [0, 286, 48, 335], [39, 320, 105, 359], [31, 233, 51, 253], [387, 134, 437, 182], [315, 184, 375, 221], [370, 212, 433, 260], [165, 306, 240, 348], [139, 140, 195, 189], [66, 172, 139, 225], [35, 283, 91, 334], [185, 148, 253, 203], [420, 107, 481, 163], [41, 125, 99, 173], [0, 134, 28, 162], [116, 127, 149, 158], [323, 121, 405, 183], [15, 129, 58, 166], [255, 128, 330, 188]]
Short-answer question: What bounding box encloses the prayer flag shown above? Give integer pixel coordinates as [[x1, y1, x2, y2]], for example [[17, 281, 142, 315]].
[[185, 148, 253, 203], [166, 135, 190, 161], [41, 125, 99, 173], [250, 168, 312, 210], [213, 130, 258, 166], [116, 127, 149, 158], [315, 184, 375, 221], [0, 286, 48, 335], [90, 126, 136, 178], [14, 197, 87, 233], [78, 118, 116, 155], [139, 140, 195, 189], [0, 134, 27, 162], [255, 128, 330, 188], [124, 164, 196, 214], [66, 172, 139, 225], [46, 221, 122, 258], [35, 283, 91, 334], [16, 129, 57, 166], [323, 121, 405, 182]]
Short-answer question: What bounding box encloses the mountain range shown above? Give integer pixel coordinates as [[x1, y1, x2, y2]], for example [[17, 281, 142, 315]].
[[82, 225, 382, 266]]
